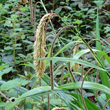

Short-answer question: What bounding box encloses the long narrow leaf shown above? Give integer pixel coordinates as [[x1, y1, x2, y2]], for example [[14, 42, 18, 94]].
[[54, 41, 82, 57], [58, 81, 110, 95], [34, 57, 106, 72], [96, 8, 110, 106], [6, 81, 110, 110], [0, 78, 30, 91]]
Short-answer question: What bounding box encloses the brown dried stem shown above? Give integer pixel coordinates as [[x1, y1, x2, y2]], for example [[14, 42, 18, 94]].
[[48, 94, 50, 110], [0, 91, 21, 110], [88, 39, 103, 45], [68, 62, 76, 82], [53, 0, 55, 11], [29, 0, 34, 25], [80, 68, 93, 110], [61, 64, 66, 85], [73, 41, 80, 72], [33, 4, 36, 32], [50, 25, 75, 90], [68, 42, 83, 58], [102, 98, 110, 110], [86, 39, 103, 96], [96, 69, 99, 97], [68, 42, 82, 83]]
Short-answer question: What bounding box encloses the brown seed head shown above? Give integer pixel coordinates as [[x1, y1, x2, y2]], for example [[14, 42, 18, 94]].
[[33, 13, 56, 78], [73, 41, 80, 72]]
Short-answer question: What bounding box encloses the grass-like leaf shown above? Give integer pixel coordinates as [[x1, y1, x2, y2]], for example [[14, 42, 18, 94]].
[[58, 81, 110, 95], [96, 8, 110, 106], [6, 81, 110, 110], [34, 57, 106, 72], [0, 78, 30, 91]]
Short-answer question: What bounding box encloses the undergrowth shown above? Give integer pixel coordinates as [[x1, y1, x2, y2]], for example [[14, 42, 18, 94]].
[[0, 0, 110, 110]]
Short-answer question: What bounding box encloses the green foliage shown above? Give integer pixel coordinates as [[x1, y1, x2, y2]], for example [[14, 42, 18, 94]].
[[0, 0, 110, 110], [0, 0, 7, 4], [5, 81, 110, 110], [0, 78, 30, 91]]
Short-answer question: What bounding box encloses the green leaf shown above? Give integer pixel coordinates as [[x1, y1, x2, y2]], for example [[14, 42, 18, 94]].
[[18, 54, 26, 58], [4, 21, 13, 27], [4, 46, 13, 50], [54, 41, 82, 57], [0, 78, 30, 91], [73, 49, 97, 59], [0, 102, 9, 107], [6, 73, 81, 110], [0, 4, 2, 9], [13, 87, 41, 102], [6, 81, 110, 110], [94, 1, 103, 7], [5, 86, 57, 110], [70, 93, 99, 110], [55, 7, 62, 14], [98, 50, 110, 64], [22, 40, 33, 44], [58, 81, 110, 95], [6, 86, 81, 110], [0, 65, 5, 71], [73, 49, 110, 64], [10, 33, 18, 38], [0, 0, 7, 4], [96, 8, 110, 106], [34, 57, 106, 72], [72, 93, 100, 110], [75, 20, 83, 25], [0, 67, 12, 76], [11, 14, 18, 19], [20, 62, 35, 69], [85, 98, 100, 110]]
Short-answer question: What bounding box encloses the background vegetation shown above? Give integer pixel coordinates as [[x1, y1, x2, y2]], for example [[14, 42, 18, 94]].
[[0, 0, 110, 110]]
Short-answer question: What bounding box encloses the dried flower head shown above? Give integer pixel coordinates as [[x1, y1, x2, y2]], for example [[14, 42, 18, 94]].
[[33, 13, 56, 78], [73, 41, 80, 72], [21, 0, 28, 4]]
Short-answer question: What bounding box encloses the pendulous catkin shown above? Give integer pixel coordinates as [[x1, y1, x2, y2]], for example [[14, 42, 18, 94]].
[[73, 41, 80, 72], [33, 13, 56, 78], [21, 0, 28, 4]]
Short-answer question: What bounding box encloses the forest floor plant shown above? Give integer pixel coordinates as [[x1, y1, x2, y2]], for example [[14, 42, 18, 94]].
[[1, 12, 110, 110], [0, 0, 110, 110]]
